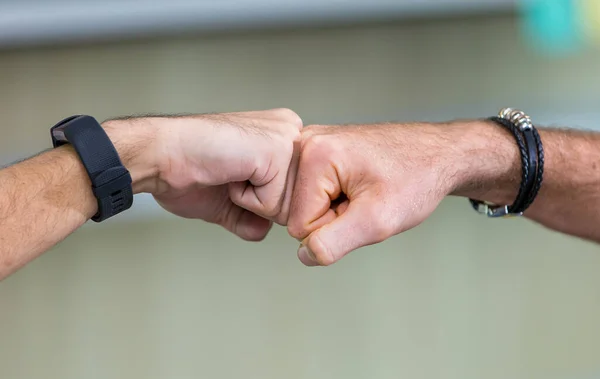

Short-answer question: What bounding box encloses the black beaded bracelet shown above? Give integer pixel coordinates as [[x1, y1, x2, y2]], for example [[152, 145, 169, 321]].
[[469, 108, 544, 218]]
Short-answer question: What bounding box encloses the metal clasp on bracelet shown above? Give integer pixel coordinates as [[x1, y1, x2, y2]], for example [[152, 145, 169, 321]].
[[473, 202, 523, 218]]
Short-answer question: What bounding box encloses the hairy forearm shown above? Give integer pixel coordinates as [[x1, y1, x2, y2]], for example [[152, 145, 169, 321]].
[[450, 120, 600, 242], [526, 129, 600, 240], [0, 147, 95, 279], [0, 121, 159, 280]]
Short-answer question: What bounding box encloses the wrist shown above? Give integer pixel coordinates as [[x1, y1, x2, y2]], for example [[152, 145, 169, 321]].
[[444, 119, 521, 205], [102, 119, 162, 194]]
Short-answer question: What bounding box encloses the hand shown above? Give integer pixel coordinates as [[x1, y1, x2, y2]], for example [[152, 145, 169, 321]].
[[287, 122, 468, 266], [106, 109, 303, 241]]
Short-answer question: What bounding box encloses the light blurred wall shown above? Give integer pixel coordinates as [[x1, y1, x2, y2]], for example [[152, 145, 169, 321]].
[[1, 15, 600, 379]]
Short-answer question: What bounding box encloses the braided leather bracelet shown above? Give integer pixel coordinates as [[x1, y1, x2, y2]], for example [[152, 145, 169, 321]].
[[469, 108, 544, 218]]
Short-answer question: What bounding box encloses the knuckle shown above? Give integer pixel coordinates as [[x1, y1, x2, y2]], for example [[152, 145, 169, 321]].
[[301, 134, 332, 161], [287, 217, 314, 241], [290, 126, 301, 142], [258, 190, 284, 219], [300, 127, 316, 141], [299, 125, 328, 145], [367, 207, 396, 243], [287, 223, 305, 240], [287, 213, 309, 239], [271, 108, 303, 129], [273, 138, 296, 175], [282, 128, 301, 150]]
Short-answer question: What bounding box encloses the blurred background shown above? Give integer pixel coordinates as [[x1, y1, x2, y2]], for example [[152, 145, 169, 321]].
[[1, 1, 600, 378]]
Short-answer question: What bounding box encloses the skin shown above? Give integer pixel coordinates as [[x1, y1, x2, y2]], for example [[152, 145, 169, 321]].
[[0, 109, 302, 280], [2, 110, 600, 277], [287, 120, 600, 266]]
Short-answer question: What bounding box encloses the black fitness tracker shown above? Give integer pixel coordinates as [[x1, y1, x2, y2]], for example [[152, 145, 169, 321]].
[[50, 115, 133, 222]]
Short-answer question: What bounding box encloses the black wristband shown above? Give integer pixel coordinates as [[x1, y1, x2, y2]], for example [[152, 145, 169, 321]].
[[469, 109, 544, 218], [469, 117, 530, 217], [50, 115, 133, 222], [516, 127, 539, 213], [521, 127, 544, 211], [489, 116, 538, 214]]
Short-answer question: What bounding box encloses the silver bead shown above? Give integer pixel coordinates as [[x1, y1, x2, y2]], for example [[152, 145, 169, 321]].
[[499, 108, 513, 119], [499, 107, 532, 131]]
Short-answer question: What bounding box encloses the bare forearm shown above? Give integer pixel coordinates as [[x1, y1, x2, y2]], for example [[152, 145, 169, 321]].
[[0, 121, 158, 280], [451, 120, 600, 242], [523, 129, 600, 240], [0, 147, 95, 279]]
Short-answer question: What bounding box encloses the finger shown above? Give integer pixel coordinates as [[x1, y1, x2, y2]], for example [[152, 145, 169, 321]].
[[298, 242, 320, 266], [228, 174, 286, 222], [292, 197, 349, 243], [287, 135, 342, 240], [277, 138, 301, 225], [221, 201, 273, 241], [229, 180, 263, 212], [297, 199, 392, 266], [234, 209, 273, 241], [228, 138, 297, 224]]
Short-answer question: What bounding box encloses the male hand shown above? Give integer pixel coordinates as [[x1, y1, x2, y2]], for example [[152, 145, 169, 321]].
[[287, 122, 473, 266], [105, 109, 302, 241]]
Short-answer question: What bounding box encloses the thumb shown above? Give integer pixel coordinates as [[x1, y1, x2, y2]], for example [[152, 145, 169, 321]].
[[220, 200, 273, 242], [298, 199, 392, 266]]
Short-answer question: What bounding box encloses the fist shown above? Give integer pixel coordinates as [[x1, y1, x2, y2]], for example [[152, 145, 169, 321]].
[[288, 123, 460, 266], [151, 108, 303, 240]]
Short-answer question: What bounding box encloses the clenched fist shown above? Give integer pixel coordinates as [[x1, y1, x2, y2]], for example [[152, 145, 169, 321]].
[[107, 108, 303, 241], [287, 123, 469, 266]]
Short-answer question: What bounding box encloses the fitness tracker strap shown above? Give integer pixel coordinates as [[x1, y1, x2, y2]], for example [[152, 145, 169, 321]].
[[51, 115, 133, 222]]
